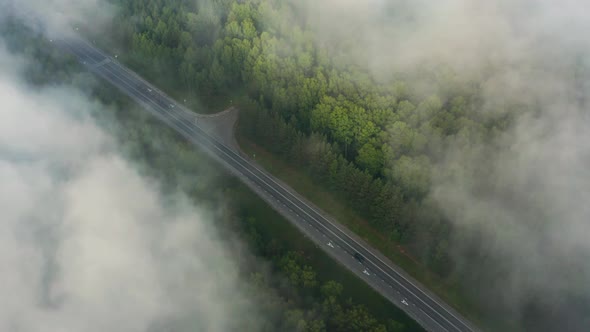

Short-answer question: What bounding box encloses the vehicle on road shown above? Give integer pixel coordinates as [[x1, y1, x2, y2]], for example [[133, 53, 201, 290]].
[[402, 299, 409, 306], [363, 269, 370, 276], [327, 241, 334, 248], [354, 252, 365, 263]]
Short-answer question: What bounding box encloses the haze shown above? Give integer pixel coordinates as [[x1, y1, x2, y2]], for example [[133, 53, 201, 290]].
[[0, 23, 264, 332], [3, 0, 590, 330]]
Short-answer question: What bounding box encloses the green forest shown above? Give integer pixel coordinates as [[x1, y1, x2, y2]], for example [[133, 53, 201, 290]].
[[82, 0, 533, 328], [7, 0, 590, 330], [1, 16, 422, 332], [66, 0, 590, 328], [101, 0, 480, 271]]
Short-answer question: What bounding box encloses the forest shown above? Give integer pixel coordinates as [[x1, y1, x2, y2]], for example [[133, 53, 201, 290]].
[[79, 0, 590, 330], [0, 17, 420, 332], [101, 0, 480, 274], [81, 0, 501, 327], [0, 16, 422, 332], [98, 0, 488, 296]]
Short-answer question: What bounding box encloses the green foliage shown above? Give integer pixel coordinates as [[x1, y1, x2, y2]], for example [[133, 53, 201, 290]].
[[94, 0, 521, 328], [91, 84, 413, 332]]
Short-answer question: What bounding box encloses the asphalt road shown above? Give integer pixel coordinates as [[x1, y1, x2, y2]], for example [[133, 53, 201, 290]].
[[51, 34, 479, 332]]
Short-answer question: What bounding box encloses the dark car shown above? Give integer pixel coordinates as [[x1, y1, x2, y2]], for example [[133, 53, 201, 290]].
[[354, 252, 365, 263]]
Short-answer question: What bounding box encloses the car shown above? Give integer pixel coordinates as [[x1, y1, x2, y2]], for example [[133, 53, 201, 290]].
[[169, 104, 175, 108], [363, 269, 370, 276], [401, 299, 409, 306], [327, 241, 334, 248], [354, 252, 364, 263]]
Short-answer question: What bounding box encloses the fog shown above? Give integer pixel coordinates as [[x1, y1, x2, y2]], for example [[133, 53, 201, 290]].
[[5, 0, 115, 36], [4, 0, 590, 329], [295, 0, 590, 329], [0, 8, 265, 332]]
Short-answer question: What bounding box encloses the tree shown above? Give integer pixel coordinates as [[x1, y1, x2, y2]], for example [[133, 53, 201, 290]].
[[301, 265, 318, 289], [356, 141, 383, 176], [285, 309, 307, 331], [383, 121, 427, 158], [321, 280, 343, 299], [388, 155, 432, 199]]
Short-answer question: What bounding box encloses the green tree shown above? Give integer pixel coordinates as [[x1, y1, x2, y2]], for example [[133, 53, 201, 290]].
[[356, 141, 383, 176]]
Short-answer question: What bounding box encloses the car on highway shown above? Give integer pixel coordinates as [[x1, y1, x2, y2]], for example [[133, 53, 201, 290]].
[[354, 252, 365, 263], [402, 299, 409, 306]]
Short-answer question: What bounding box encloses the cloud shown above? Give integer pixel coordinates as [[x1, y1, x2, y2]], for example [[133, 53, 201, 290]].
[[0, 33, 264, 332], [429, 99, 590, 328], [297, 0, 590, 89], [285, 0, 590, 328], [1, 0, 117, 37]]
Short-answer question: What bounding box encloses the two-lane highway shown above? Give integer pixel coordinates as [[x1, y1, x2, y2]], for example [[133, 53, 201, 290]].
[[52, 34, 478, 332]]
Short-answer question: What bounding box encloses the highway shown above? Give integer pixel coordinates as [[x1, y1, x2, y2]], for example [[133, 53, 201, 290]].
[[52, 34, 479, 332]]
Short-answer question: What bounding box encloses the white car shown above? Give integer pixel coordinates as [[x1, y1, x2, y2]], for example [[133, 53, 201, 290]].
[[401, 299, 409, 306], [363, 269, 370, 276], [327, 241, 334, 248], [170, 104, 175, 108]]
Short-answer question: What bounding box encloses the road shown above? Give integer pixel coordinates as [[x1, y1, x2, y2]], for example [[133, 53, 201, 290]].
[[51, 35, 479, 332]]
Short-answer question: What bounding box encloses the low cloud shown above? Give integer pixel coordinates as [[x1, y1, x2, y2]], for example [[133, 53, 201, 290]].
[[287, 0, 590, 328], [1, 0, 116, 37], [300, 0, 590, 83], [0, 33, 264, 332]]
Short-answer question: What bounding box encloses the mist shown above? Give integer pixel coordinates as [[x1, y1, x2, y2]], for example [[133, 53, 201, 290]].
[[3, 0, 116, 36], [0, 14, 266, 332], [5, 0, 590, 329], [287, 0, 590, 329]]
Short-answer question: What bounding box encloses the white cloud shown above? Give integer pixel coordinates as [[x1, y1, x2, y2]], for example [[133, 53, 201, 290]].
[[0, 36, 263, 332], [2, 0, 116, 36], [289, 0, 590, 327]]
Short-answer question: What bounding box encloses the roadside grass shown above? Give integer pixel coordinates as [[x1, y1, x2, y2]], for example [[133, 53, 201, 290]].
[[228, 180, 424, 331], [236, 130, 490, 330]]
